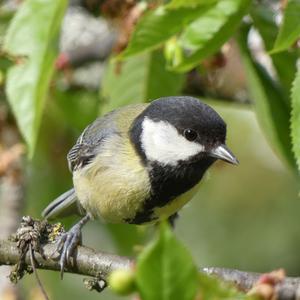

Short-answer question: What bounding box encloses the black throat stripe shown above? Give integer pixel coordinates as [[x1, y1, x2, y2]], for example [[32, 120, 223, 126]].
[[125, 157, 216, 224]]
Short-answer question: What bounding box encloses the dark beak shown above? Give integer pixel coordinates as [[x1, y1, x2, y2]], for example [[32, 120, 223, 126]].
[[209, 144, 239, 165]]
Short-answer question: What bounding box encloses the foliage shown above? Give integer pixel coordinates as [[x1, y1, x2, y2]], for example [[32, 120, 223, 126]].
[[121, 0, 251, 71], [250, 3, 297, 94], [271, 0, 300, 54], [3, 0, 67, 157], [135, 222, 199, 300], [238, 24, 296, 169], [110, 223, 254, 300], [169, 0, 251, 72], [101, 51, 184, 113], [166, 0, 218, 10], [120, 5, 209, 59]]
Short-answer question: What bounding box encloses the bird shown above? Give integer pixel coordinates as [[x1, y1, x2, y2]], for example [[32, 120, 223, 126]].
[[42, 96, 238, 277]]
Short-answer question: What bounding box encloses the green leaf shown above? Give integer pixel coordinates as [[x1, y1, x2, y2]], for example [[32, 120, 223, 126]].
[[121, 5, 212, 59], [136, 222, 198, 300], [101, 51, 184, 113], [238, 25, 296, 170], [3, 0, 67, 157], [171, 0, 251, 72], [251, 4, 297, 94], [166, 0, 217, 9], [291, 68, 300, 170], [271, 0, 300, 54]]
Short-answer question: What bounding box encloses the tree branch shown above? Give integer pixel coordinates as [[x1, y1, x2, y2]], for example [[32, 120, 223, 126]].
[[1, 237, 300, 299], [203, 267, 300, 300], [0, 239, 132, 279]]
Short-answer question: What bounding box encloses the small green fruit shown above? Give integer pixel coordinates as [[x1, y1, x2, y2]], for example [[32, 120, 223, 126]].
[[108, 269, 136, 295]]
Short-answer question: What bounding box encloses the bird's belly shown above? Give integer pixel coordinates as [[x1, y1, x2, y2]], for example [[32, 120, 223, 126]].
[[73, 161, 150, 223]]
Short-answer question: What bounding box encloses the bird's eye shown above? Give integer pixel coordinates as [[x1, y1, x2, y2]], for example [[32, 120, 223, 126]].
[[183, 129, 198, 141]]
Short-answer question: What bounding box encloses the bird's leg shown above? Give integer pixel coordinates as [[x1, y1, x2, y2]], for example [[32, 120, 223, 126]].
[[54, 214, 90, 279]]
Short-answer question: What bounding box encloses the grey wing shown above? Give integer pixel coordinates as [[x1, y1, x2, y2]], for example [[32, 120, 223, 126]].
[[67, 112, 118, 172]]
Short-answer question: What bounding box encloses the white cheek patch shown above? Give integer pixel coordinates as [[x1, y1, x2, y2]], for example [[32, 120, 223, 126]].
[[141, 117, 205, 165]]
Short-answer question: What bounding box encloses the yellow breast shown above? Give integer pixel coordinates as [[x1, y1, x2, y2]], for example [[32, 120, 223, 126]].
[[73, 136, 151, 223]]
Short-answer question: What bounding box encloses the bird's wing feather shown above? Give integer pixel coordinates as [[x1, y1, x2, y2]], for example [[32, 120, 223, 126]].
[[67, 104, 147, 172], [67, 112, 117, 172], [42, 188, 81, 220]]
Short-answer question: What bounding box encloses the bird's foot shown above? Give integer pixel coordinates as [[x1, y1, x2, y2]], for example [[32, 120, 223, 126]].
[[52, 214, 90, 279], [56, 223, 82, 278]]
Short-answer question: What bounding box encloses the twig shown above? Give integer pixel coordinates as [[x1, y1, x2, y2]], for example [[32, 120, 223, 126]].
[[1, 238, 300, 299], [203, 267, 300, 300], [29, 244, 50, 300], [203, 267, 262, 291]]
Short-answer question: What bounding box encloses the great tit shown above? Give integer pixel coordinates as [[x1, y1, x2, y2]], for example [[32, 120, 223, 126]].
[[42, 96, 238, 276]]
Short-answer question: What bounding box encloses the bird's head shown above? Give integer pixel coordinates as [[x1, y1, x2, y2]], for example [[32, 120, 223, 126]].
[[130, 96, 238, 167]]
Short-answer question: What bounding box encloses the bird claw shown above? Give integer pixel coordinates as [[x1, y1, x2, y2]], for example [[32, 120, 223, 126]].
[[49, 214, 90, 279], [50, 223, 82, 279]]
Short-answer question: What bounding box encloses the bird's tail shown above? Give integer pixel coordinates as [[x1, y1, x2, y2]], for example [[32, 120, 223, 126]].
[[42, 188, 79, 220]]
